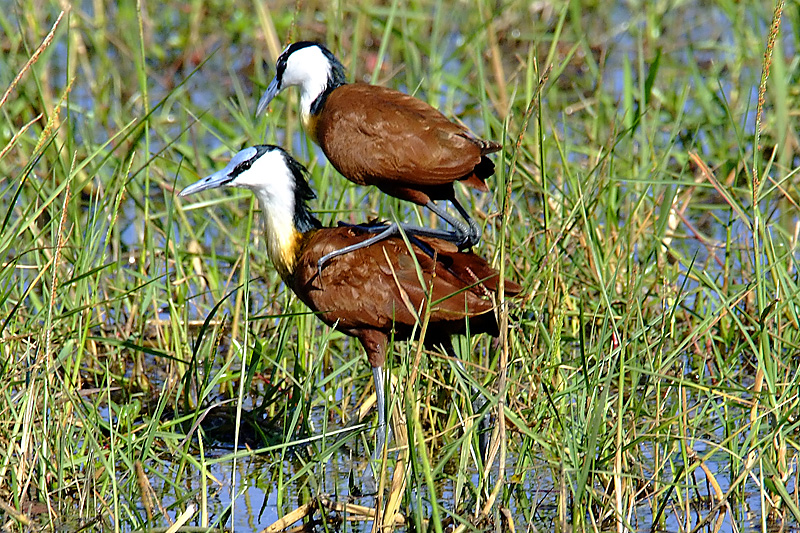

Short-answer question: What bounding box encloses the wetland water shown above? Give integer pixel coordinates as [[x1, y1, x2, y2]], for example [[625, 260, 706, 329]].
[[8, 1, 799, 531], [114, 10, 797, 533]]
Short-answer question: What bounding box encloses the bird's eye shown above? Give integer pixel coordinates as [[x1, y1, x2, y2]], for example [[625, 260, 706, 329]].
[[230, 157, 256, 178]]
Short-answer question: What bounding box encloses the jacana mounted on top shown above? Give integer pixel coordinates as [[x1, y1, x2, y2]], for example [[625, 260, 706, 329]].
[[179, 145, 520, 466], [256, 42, 501, 269]]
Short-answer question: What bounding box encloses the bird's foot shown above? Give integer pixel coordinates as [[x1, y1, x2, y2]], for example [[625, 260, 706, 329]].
[[447, 225, 478, 251], [454, 230, 474, 251], [461, 218, 482, 250], [424, 199, 483, 250]]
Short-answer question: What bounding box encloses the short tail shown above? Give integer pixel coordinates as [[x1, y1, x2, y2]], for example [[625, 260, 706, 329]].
[[456, 136, 501, 191], [460, 156, 496, 191], [477, 139, 502, 155]]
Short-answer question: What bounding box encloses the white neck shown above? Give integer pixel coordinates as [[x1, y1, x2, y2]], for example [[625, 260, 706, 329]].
[[300, 78, 327, 118], [253, 188, 300, 280]]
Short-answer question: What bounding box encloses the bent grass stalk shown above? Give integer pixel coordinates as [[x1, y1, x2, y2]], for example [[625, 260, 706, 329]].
[[1, 0, 799, 531]]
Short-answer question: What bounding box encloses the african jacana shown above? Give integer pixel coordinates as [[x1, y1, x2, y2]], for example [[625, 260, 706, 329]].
[[180, 145, 520, 462], [256, 42, 501, 269]]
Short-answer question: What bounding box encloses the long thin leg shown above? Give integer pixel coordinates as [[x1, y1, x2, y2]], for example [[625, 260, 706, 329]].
[[425, 199, 482, 249], [317, 222, 462, 274], [371, 366, 392, 477], [318, 195, 482, 273], [343, 220, 465, 242], [448, 197, 482, 247]]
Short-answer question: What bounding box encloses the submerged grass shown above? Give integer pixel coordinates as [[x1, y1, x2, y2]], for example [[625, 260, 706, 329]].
[[1, 0, 799, 531]]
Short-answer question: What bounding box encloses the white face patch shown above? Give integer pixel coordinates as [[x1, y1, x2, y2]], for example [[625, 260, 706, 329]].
[[228, 148, 294, 203], [226, 147, 301, 276], [281, 45, 333, 115], [281, 45, 331, 87]]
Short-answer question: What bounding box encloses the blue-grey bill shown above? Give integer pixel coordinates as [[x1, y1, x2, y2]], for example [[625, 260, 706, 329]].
[[256, 77, 281, 116], [179, 169, 232, 197], [179, 147, 259, 197]]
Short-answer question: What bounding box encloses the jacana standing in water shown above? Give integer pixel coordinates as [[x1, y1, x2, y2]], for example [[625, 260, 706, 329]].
[[256, 42, 501, 268], [180, 145, 520, 460]]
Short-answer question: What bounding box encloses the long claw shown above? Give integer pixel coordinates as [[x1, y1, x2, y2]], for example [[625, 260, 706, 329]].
[[425, 198, 482, 250], [316, 220, 470, 279], [317, 258, 326, 280]]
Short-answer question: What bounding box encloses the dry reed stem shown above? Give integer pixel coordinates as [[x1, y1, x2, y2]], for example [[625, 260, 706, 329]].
[[259, 496, 406, 533], [255, 1, 282, 61], [136, 461, 155, 523], [0, 11, 64, 110], [0, 499, 32, 527], [32, 74, 75, 157], [45, 168, 71, 363], [221, 248, 243, 363], [164, 504, 196, 533], [753, 0, 785, 198], [319, 496, 406, 525], [450, 62, 553, 533], [689, 152, 750, 231], [688, 451, 758, 533], [377, 245, 432, 532], [477, 0, 507, 115], [382, 454, 409, 530], [259, 501, 316, 533], [681, 386, 690, 531], [470, 60, 551, 527], [0, 113, 42, 164], [690, 448, 726, 532]]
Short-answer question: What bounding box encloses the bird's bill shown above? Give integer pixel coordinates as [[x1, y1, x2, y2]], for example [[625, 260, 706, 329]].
[[256, 76, 280, 116], [179, 168, 233, 197]]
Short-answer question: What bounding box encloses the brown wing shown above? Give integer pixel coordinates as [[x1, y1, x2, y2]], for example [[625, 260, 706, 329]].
[[289, 227, 506, 342], [316, 84, 499, 202], [414, 236, 524, 296]]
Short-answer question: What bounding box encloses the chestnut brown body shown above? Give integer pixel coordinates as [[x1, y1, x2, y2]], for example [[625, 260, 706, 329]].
[[311, 84, 501, 205], [288, 226, 520, 369], [258, 42, 501, 249], [180, 144, 520, 461]]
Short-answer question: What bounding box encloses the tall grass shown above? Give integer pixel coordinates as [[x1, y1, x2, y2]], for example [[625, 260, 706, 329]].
[[1, 0, 798, 531]]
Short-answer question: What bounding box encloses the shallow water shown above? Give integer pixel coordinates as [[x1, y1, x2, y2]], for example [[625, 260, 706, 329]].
[[130, 424, 787, 533], [13, 1, 799, 531]]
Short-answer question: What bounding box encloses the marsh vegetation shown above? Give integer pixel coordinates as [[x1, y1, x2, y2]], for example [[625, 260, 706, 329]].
[[1, 1, 798, 531]]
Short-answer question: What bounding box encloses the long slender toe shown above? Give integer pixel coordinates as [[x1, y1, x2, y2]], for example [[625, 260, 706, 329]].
[[467, 219, 482, 248]]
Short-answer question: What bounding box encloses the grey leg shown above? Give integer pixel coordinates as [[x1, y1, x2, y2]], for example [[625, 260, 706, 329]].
[[425, 199, 482, 249], [372, 366, 392, 454], [371, 366, 392, 473], [317, 222, 465, 275]]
